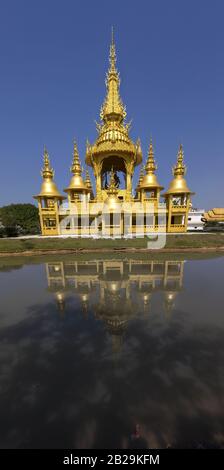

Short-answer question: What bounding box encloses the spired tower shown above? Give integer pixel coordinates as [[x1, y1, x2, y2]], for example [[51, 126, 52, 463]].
[[163, 144, 194, 232], [64, 140, 90, 207], [139, 139, 164, 203], [34, 148, 65, 235], [85, 29, 142, 202]]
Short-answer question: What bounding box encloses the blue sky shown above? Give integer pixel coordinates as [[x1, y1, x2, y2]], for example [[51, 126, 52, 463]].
[[0, 0, 223, 209]]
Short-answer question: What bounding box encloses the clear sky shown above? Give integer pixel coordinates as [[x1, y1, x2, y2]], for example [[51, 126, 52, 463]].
[[0, 0, 223, 209]]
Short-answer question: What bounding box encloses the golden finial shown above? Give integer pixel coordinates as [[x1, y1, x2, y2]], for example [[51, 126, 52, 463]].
[[145, 138, 157, 173], [64, 141, 88, 193], [173, 143, 186, 177], [34, 147, 65, 199], [163, 143, 193, 195], [109, 26, 116, 71], [100, 28, 126, 123], [95, 120, 101, 133], [85, 169, 92, 190], [139, 138, 163, 190], [135, 137, 142, 154], [41, 146, 54, 179], [86, 138, 91, 154], [138, 165, 144, 186], [70, 140, 82, 175], [111, 26, 114, 46]]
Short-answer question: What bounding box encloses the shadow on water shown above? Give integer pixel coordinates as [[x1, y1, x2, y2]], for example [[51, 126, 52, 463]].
[[0, 254, 224, 448]]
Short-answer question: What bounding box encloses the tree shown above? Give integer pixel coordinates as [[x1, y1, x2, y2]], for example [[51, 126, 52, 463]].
[[0, 204, 40, 236]]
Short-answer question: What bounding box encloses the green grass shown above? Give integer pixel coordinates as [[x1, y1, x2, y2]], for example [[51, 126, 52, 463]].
[[0, 236, 147, 253], [0, 233, 224, 254], [165, 233, 224, 248]]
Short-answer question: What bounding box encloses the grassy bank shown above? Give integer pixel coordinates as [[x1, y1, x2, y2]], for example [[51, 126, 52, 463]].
[[0, 233, 224, 256]]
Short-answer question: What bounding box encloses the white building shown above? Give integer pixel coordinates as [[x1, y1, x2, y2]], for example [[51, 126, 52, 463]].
[[187, 209, 205, 231]]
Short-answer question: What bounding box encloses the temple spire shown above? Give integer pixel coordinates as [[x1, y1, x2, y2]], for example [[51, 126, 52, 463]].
[[145, 138, 157, 174], [100, 29, 126, 123], [137, 165, 144, 188], [85, 169, 92, 190], [85, 169, 94, 197], [64, 140, 87, 193], [71, 140, 82, 175], [139, 138, 163, 191], [41, 146, 54, 180], [163, 143, 193, 196], [173, 143, 186, 177], [109, 26, 116, 72], [34, 146, 65, 199]]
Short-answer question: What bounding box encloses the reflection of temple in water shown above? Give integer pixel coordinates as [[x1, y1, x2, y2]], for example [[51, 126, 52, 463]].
[[46, 259, 185, 352]]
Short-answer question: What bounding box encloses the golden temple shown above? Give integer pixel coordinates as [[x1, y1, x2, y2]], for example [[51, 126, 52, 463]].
[[34, 32, 194, 237]]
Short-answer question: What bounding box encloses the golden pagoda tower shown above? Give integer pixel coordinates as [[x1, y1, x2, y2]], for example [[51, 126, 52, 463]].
[[64, 140, 89, 207], [163, 144, 194, 232], [139, 138, 164, 203], [85, 29, 142, 203], [34, 147, 65, 235]]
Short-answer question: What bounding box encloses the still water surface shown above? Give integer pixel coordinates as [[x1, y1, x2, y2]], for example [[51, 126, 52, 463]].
[[0, 254, 224, 449]]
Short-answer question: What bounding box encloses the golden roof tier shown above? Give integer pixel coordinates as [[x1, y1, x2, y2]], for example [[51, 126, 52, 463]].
[[163, 144, 194, 196], [85, 30, 142, 171], [204, 208, 224, 222], [140, 139, 164, 190], [34, 147, 65, 199], [64, 141, 89, 193]]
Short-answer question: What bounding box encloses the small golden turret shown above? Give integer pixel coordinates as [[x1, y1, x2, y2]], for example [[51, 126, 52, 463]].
[[84, 169, 94, 198], [145, 139, 157, 173], [140, 139, 163, 190], [42, 146, 54, 179], [64, 141, 88, 194], [164, 144, 193, 195], [34, 147, 65, 199]]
